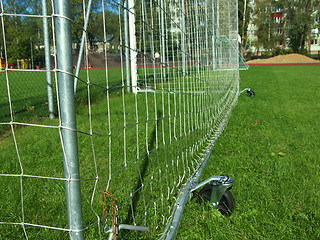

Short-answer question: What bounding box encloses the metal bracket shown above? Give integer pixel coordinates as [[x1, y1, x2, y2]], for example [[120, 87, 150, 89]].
[[105, 222, 149, 240], [190, 175, 235, 207], [239, 88, 255, 97], [119, 224, 149, 232]]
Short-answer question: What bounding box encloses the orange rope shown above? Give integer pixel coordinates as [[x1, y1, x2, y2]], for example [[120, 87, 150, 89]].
[[102, 190, 118, 239]]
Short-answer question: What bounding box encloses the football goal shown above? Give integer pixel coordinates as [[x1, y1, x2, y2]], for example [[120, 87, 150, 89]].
[[0, 0, 242, 239]]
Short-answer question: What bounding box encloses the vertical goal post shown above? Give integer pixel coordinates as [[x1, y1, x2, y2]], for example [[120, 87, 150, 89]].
[[0, 0, 245, 239], [54, 0, 85, 238]]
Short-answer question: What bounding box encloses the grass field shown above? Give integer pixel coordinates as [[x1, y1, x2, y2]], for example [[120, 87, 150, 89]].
[[0, 68, 123, 131], [177, 65, 320, 239], [0, 65, 238, 239], [1, 65, 319, 239]]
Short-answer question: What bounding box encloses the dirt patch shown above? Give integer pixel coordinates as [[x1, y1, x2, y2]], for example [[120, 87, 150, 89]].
[[247, 54, 320, 64]]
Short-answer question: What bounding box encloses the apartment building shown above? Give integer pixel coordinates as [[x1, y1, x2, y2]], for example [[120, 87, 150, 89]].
[[246, 0, 320, 54]]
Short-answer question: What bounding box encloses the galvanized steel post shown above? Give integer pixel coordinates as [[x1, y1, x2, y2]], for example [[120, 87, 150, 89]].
[[180, 0, 186, 75], [54, 0, 85, 239], [73, 0, 93, 94], [124, 0, 131, 92], [128, 0, 138, 93], [42, 0, 54, 119]]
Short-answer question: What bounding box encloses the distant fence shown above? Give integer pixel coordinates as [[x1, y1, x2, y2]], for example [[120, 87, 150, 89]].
[[0, 55, 121, 126]]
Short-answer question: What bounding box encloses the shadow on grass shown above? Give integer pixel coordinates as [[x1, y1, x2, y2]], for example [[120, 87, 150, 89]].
[[75, 81, 123, 106], [123, 110, 161, 229], [0, 80, 123, 135], [0, 94, 57, 135]]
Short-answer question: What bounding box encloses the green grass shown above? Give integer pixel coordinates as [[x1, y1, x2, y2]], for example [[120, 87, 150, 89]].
[[2, 65, 319, 239], [0, 71, 51, 126], [0, 66, 237, 239], [177, 65, 320, 239], [0, 68, 123, 133]]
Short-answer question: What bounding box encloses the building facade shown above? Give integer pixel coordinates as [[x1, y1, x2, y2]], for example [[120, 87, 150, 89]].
[[246, 0, 320, 55]]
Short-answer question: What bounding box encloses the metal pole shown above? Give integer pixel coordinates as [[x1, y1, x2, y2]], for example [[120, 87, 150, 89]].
[[54, 0, 84, 239], [160, 0, 166, 77], [211, 0, 216, 69], [180, 0, 186, 75], [124, 0, 131, 92], [142, 0, 157, 86], [73, 0, 93, 94], [228, 1, 232, 68], [42, 0, 54, 119], [235, 0, 240, 70], [216, 0, 220, 68], [128, 0, 138, 93], [205, 2, 209, 68], [30, 37, 34, 69], [194, 0, 200, 73]]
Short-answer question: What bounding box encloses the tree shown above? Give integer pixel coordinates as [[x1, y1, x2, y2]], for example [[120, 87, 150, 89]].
[[70, 0, 101, 43], [0, 0, 41, 63], [87, 10, 120, 42], [285, 0, 314, 53], [238, 0, 251, 52], [0, 0, 121, 64], [251, 0, 288, 53], [253, 0, 275, 51]]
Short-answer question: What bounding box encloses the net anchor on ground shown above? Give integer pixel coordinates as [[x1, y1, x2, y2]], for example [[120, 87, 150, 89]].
[[103, 189, 149, 239], [190, 175, 235, 216], [239, 88, 255, 97], [105, 223, 149, 240]]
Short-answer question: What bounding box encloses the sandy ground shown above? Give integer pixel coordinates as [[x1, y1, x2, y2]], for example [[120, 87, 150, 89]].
[[246, 53, 320, 64]]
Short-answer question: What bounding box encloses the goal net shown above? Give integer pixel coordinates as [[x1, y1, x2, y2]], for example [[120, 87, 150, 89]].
[[0, 0, 240, 239]]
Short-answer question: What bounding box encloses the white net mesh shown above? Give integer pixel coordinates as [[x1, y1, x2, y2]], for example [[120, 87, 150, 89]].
[[0, 0, 239, 239]]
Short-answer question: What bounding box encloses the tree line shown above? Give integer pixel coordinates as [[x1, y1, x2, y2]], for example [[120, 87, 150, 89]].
[[238, 0, 320, 54], [0, 0, 120, 66], [2, 0, 319, 66]]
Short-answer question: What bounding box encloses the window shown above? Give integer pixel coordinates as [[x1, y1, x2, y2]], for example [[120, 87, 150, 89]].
[[274, 17, 282, 23], [311, 39, 318, 45], [275, 28, 283, 35]]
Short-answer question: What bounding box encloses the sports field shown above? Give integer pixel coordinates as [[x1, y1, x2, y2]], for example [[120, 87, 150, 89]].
[[178, 65, 320, 239], [1, 65, 319, 239], [0, 65, 238, 239], [0, 68, 123, 131]]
